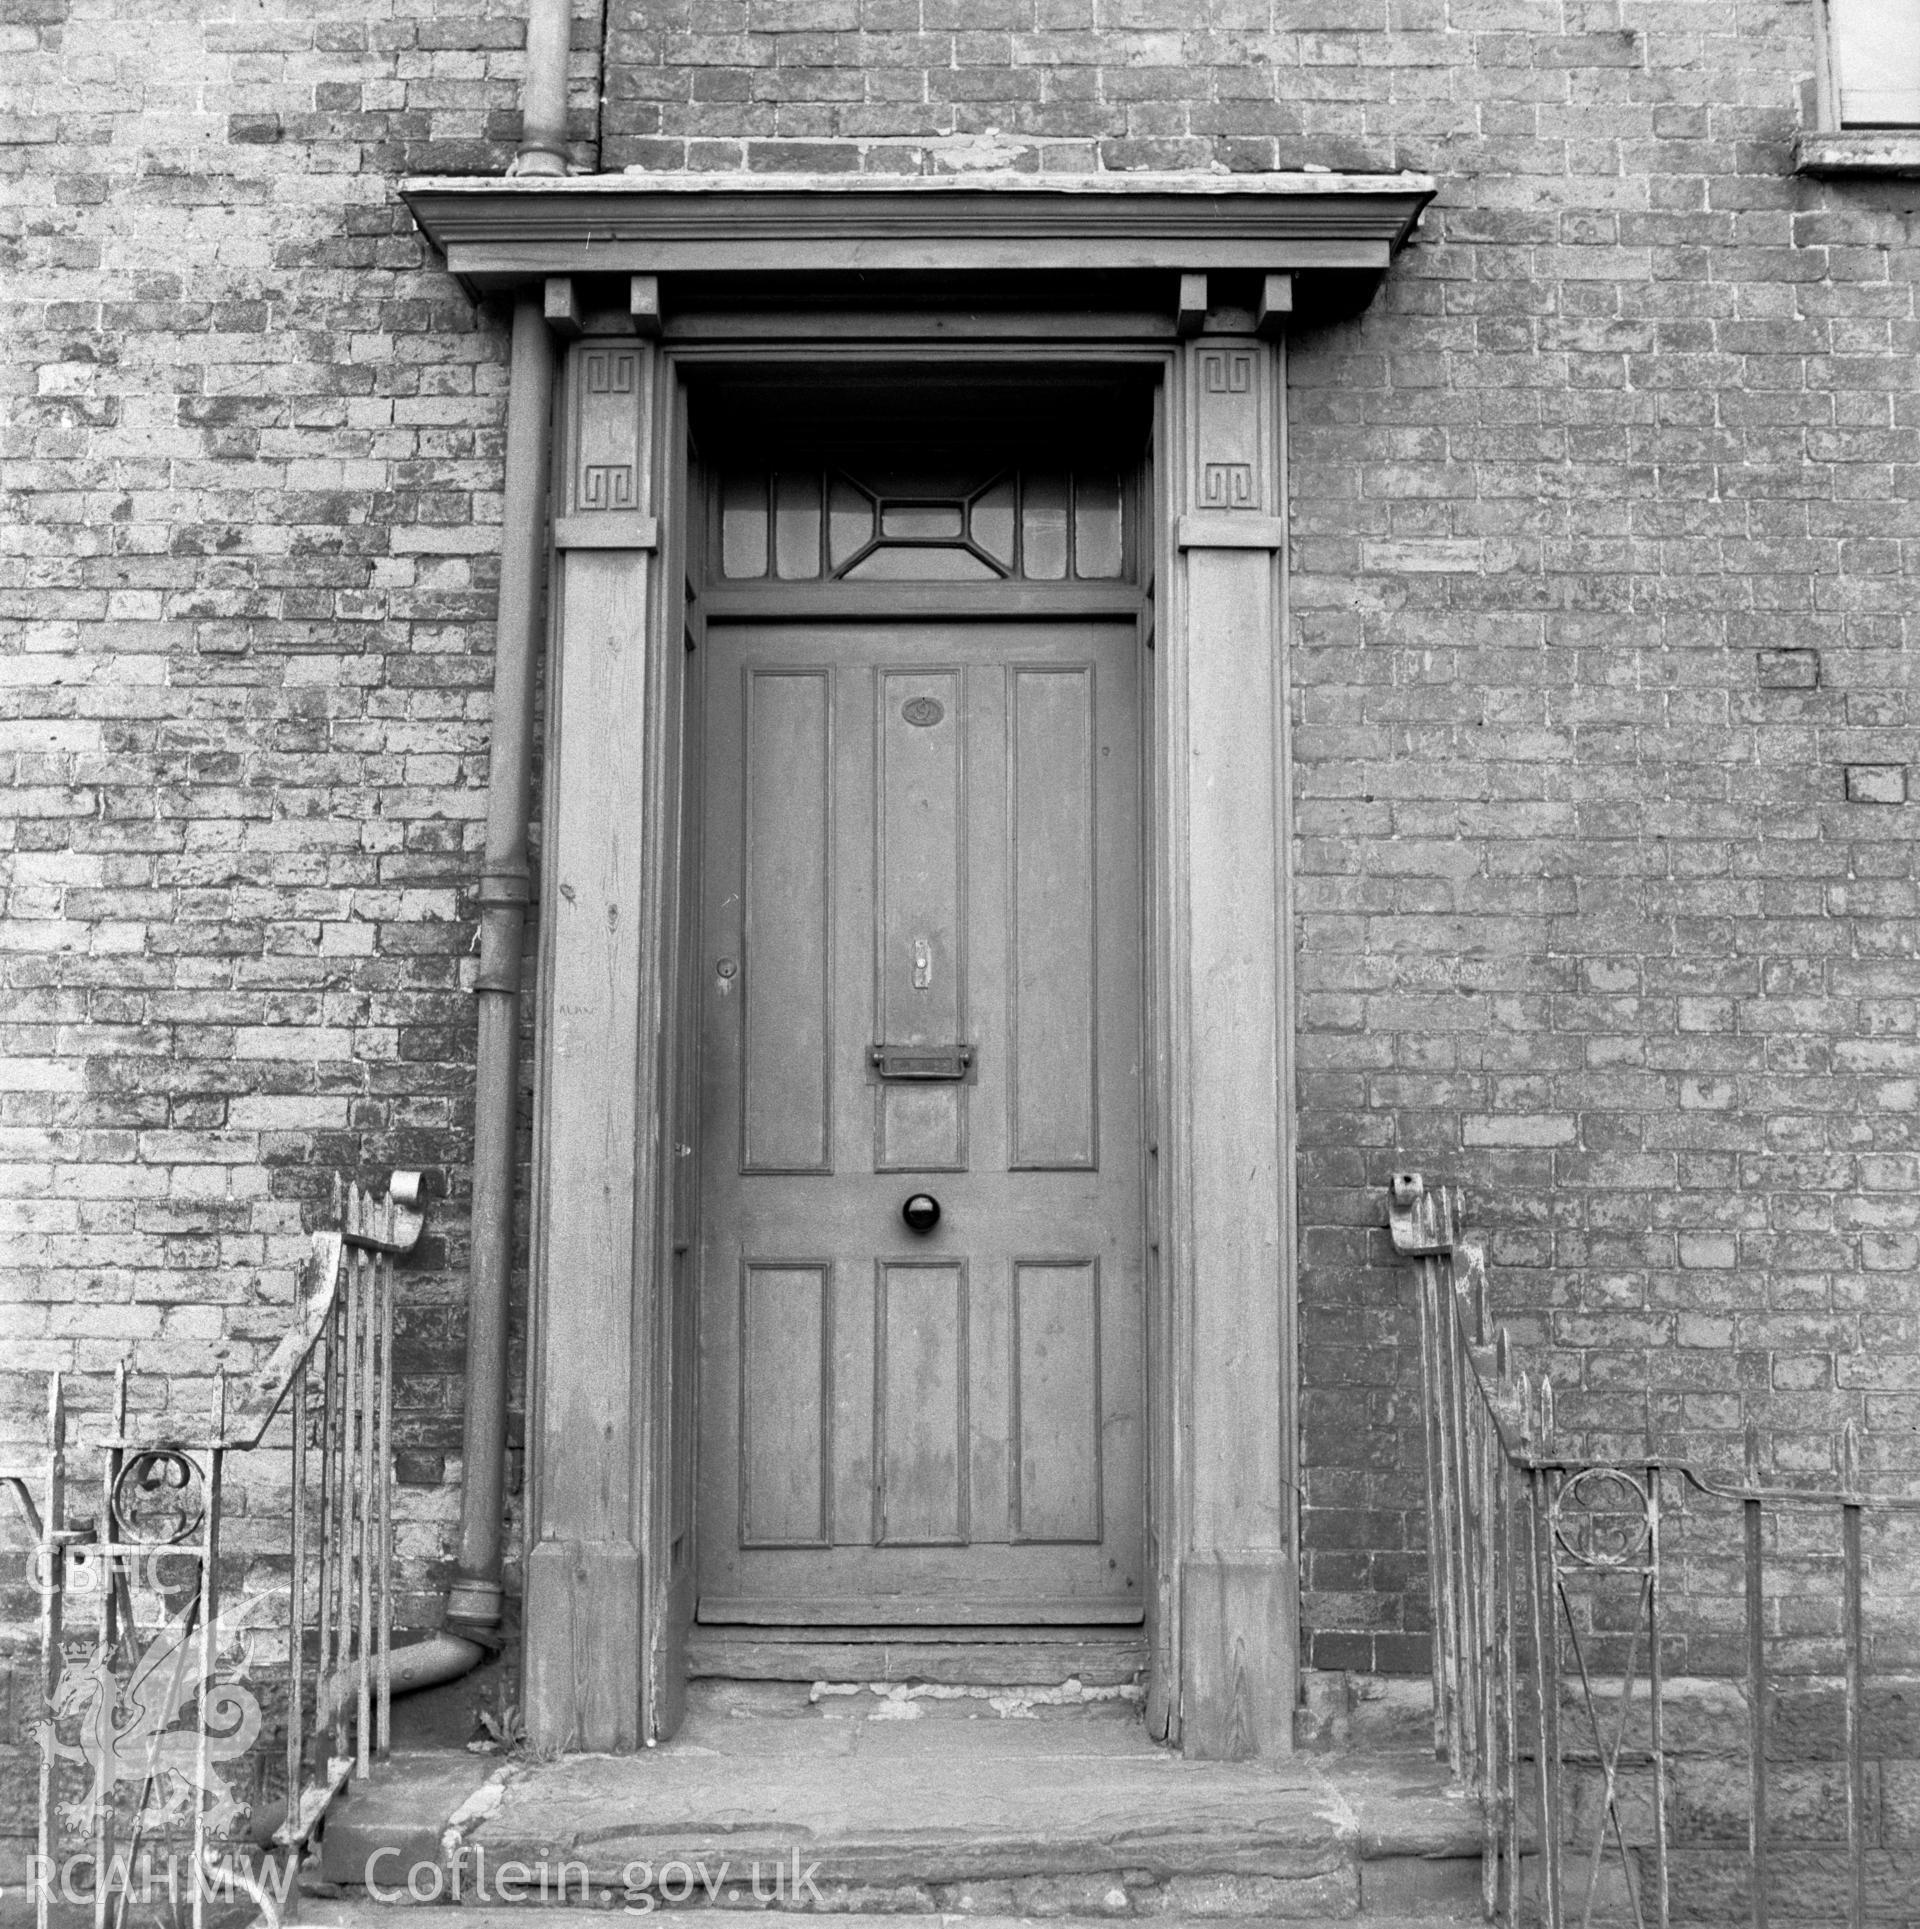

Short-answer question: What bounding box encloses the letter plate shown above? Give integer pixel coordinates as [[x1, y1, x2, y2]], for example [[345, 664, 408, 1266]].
[[869, 1044, 974, 1081]]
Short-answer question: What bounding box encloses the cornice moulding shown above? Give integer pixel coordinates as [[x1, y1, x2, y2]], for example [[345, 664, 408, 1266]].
[[400, 171, 1439, 298]]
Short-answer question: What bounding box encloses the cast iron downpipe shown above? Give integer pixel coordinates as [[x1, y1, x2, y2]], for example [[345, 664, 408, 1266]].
[[318, 293, 554, 1721], [380, 301, 553, 1709], [514, 0, 572, 178], [448, 286, 553, 1639], [324, 4, 568, 1725]]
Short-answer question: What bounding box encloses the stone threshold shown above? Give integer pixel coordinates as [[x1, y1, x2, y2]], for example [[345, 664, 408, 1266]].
[[312, 1684, 1483, 1922]]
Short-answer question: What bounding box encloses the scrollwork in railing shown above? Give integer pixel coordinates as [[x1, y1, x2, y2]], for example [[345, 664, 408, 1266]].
[[1551, 1468, 1654, 1574], [1, 1173, 423, 1929], [110, 1450, 207, 1547]]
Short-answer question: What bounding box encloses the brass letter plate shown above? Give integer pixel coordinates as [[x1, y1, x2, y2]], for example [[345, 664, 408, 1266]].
[[869, 1044, 974, 1081]]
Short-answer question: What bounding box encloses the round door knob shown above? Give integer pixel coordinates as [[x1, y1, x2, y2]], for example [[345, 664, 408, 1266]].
[[901, 1193, 942, 1234]]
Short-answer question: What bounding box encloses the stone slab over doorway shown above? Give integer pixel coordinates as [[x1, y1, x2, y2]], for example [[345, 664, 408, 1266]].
[[399, 172, 1436, 1759]]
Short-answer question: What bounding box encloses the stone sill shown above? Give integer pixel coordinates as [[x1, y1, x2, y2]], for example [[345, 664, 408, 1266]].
[[1795, 129, 1920, 177]]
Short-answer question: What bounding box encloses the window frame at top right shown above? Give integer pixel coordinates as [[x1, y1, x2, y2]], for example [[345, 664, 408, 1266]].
[[1815, 0, 1920, 129]]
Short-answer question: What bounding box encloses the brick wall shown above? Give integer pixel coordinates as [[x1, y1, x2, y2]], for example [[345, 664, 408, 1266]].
[[3, 0, 1916, 1693], [1277, 2, 1920, 1676], [0, 0, 600, 1645]]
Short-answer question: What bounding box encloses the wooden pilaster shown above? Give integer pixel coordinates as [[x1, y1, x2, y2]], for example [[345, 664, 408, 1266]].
[[525, 329, 660, 1752], [1168, 324, 1298, 1758]]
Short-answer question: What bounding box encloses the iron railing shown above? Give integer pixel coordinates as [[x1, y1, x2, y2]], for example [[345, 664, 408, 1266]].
[[1, 1172, 422, 1929], [1391, 1170, 1920, 1929]]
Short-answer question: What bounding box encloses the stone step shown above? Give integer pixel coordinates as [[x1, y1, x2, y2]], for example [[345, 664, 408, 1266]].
[[305, 1914, 1479, 1929], [313, 1687, 1485, 1920]]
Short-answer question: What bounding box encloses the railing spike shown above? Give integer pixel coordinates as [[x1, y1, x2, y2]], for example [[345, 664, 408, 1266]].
[[1842, 1418, 1861, 1497], [1744, 1422, 1762, 1490]]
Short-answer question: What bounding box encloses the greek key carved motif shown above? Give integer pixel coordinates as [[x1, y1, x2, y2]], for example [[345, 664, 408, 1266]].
[[571, 343, 649, 518], [580, 464, 637, 510], [1201, 463, 1256, 509], [1190, 344, 1266, 513], [586, 351, 635, 395]]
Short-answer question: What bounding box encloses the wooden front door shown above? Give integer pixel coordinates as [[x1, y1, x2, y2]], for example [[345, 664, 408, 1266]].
[[694, 619, 1144, 1626]]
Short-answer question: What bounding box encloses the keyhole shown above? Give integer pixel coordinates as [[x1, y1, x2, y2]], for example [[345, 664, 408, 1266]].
[[912, 937, 932, 991]]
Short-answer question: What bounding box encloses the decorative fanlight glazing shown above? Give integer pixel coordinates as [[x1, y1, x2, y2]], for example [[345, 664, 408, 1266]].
[[716, 464, 1128, 584]]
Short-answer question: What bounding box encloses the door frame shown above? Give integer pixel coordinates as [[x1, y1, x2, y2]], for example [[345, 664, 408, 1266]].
[[519, 316, 1305, 1758]]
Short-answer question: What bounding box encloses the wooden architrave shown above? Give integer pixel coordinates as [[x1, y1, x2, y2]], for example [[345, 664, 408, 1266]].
[[437, 176, 1436, 1760]]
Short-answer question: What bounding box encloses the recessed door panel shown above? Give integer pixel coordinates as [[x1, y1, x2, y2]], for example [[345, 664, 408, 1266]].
[[741, 669, 833, 1174], [875, 1260, 969, 1546], [739, 1262, 832, 1548], [1010, 667, 1098, 1170], [696, 622, 1142, 1626], [1012, 1259, 1102, 1545], [876, 669, 966, 1172]]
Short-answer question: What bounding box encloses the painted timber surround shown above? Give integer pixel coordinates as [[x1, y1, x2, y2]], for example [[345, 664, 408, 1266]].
[[402, 173, 1436, 1759]]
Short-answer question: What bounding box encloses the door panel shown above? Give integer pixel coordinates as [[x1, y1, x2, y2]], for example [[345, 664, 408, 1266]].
[[1012, 1259, 1103, 1544], [741, 671, 833, 1174], [875, 1258, 969, 1545], [739, 1261, 832, 1547], [876, 668, 966, 1171], [696, 622, 1143, 1625], [1010, 667, 1099, 1170]]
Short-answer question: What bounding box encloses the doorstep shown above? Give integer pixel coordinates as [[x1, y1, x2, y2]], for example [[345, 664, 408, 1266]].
[[313, 1684, 1484, 1921]]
